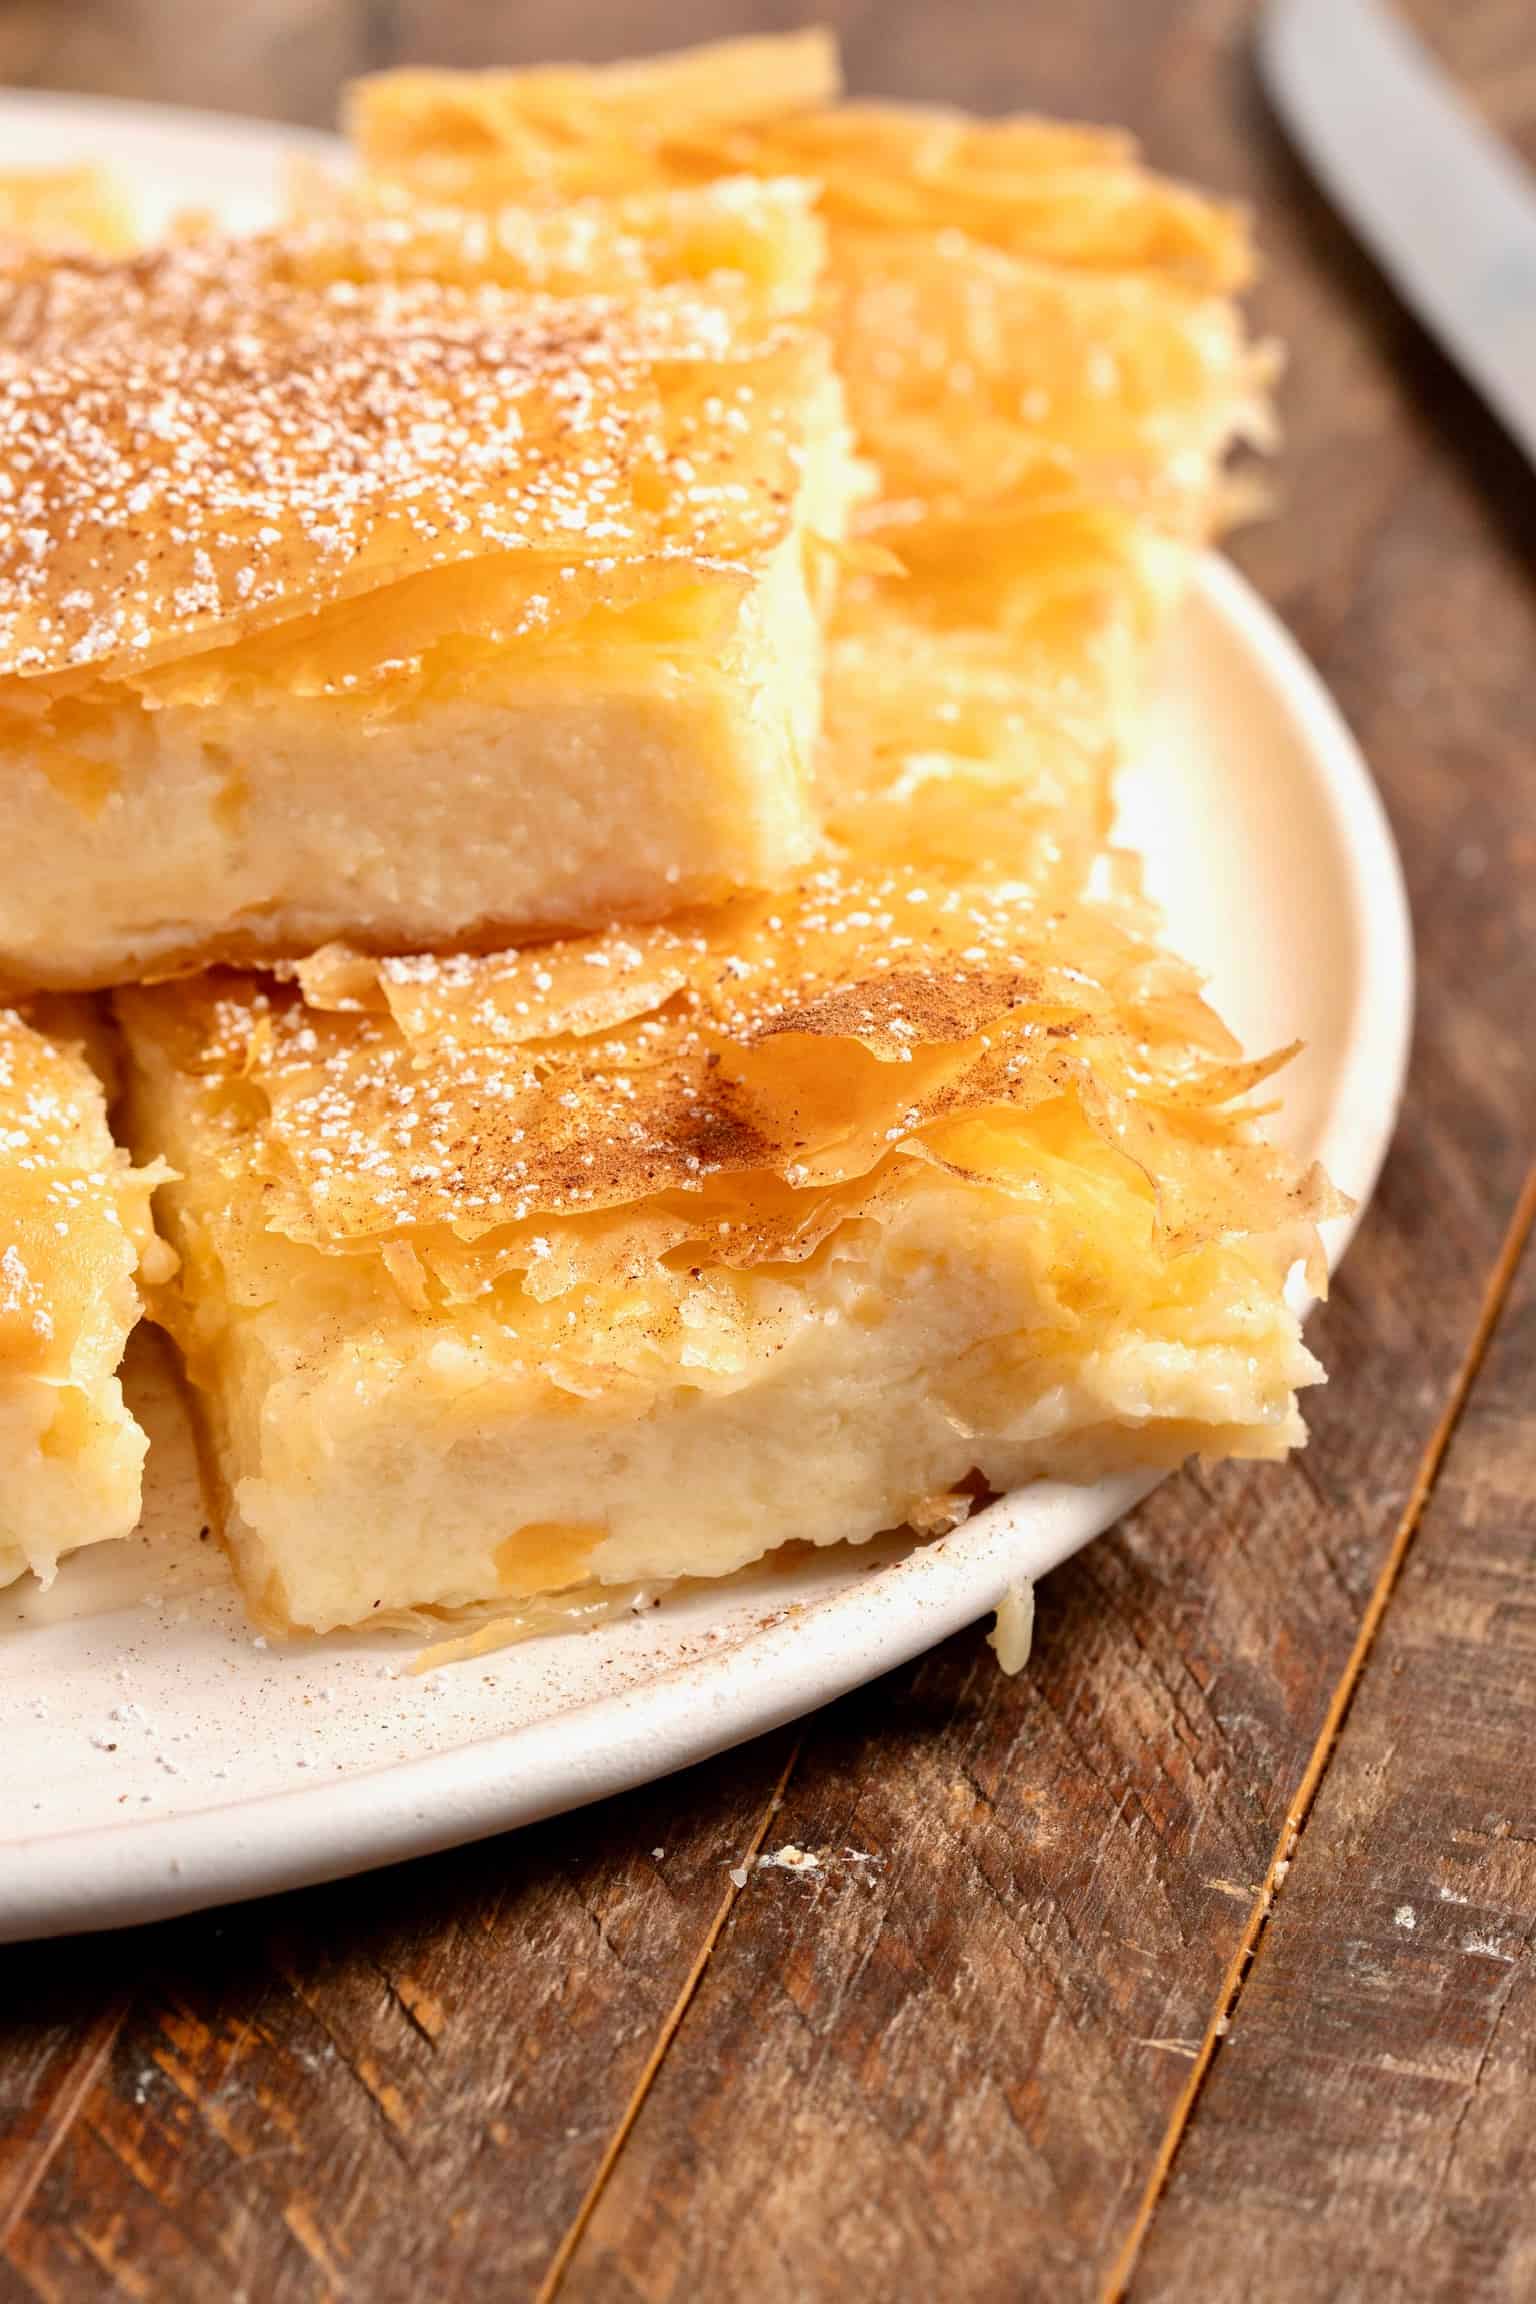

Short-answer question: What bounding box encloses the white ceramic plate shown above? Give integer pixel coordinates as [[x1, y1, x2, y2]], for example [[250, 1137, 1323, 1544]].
[[0, 95, 1413, 1942]]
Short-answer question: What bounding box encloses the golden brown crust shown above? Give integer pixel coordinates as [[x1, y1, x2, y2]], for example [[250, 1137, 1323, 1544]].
[[347, 32, 843, 185], [115, 879, 1337, 1295], [698, 108, 1251, 289], [0, 227, 827, 681], [349, 40, 1249, 291], [821, 226, 1270, 537], [343, 37, 1264, 538]]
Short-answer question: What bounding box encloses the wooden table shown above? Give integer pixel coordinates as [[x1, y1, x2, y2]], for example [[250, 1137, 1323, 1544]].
[[2, 3, 1534, 2296]]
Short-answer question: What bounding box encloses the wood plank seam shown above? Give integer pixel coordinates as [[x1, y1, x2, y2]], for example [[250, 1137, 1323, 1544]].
[[0, 1995, 131, 2256], [1102, 1160, 1536, 2303], [532, 1736, 803, 2304]]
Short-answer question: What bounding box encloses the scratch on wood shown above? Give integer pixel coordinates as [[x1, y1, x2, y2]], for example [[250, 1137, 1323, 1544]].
[[76, 2217, 154, 2300], [532, 1736, 803, 2304], [82, 2117, 162, 2203], [353, 2054, 412, 2137], [148, 2038, 259, 2160], [279, 1974, 409, 2156], [389, 1974, 446, 2046], [214, 2014, 258, 2099], [282, 2196, 347, 2287], [1102, 1161, 1536, 2304], [0, 1997, 130, 2249], [364, 1950, 443, 2048]]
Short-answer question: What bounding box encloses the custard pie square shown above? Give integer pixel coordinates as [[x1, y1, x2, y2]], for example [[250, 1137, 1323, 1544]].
[[0, 199, 855, 993], [116, 882, 1327, 1636]]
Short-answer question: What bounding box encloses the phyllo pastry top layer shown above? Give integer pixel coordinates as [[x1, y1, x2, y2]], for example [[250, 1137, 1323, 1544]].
[[0, 202, 841, 684], [349, 32, 1248, 291], [344, 34, 1268, 537], [118, 873, 1335, 1319]]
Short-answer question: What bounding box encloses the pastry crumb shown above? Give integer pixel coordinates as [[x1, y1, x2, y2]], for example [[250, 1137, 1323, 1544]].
[[758, 1843, 819, 1874], [987, 1580, 1035, 1675], [907, 1489, 974, 1540]]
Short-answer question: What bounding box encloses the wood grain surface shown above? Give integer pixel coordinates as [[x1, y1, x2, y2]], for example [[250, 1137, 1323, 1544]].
[[2, 4, 1534, 2300]]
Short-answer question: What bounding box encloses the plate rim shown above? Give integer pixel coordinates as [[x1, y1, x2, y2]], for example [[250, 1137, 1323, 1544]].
[[0, 83, 341, 154]]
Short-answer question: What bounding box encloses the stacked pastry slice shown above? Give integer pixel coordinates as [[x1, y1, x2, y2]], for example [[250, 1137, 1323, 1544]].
[[116, 877, 1329, 1633], [343, 31, 1268, 923], [0, 195, 856, 993], [818, 493, 1182, 895], [349, 30, 1273, 538], [5, 38, 1336, 1641]]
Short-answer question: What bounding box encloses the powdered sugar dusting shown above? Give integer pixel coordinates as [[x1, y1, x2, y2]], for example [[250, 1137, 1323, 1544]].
[[0, 224, 819, 680]]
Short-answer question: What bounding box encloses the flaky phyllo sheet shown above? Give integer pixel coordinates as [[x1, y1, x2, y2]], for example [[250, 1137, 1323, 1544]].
[[0, 1004, 169, 1585], [0, 217, 836, 683], [208, 879, 1333, 1273], [821, 489, 1184, 892], [348, 32, 1237, 280], [347, 31, 1273, 535], [116, 871, 1337, 1633]]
